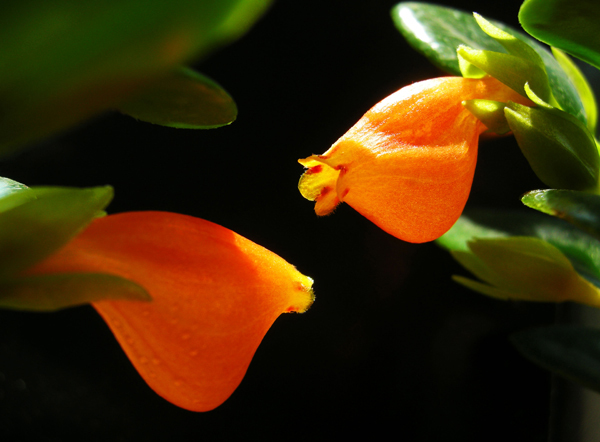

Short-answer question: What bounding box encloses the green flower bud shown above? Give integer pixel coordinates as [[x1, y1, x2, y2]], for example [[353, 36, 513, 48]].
[[462, 99, 510, 134], [452, 237, 600, 307]]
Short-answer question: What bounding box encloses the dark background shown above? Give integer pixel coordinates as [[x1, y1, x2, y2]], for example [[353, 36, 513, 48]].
[[0, 0, 573, 440]]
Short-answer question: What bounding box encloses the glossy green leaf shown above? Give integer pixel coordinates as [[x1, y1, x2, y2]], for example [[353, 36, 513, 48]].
[[118, 66, 237, 129], [0, 177, 28, 198], [519, 0, 600, 70], [512, 325, 600, 393], [0, 186, 113, 278], [391, 2, 586, 124], [505, 96, 599, 191], [0, 177, 36, 213], [392, 2, 505, 75], [438, 209, 600, 289], [0, 273, 150, 312], [523, 190, 600, 241], [0, 0, 271, 152], [552, 48, 597, 133]]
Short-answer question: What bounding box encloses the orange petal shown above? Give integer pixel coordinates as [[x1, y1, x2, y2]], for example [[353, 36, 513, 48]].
[[299, 76, 531, 243], [25, 211, 314, 411]]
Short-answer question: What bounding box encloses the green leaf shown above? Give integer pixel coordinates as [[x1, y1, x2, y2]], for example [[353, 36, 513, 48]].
[[438, 209, 600, 290], [118, 66, 237, 129], [391, 2, 587, 125], [0, 177, 37, 213], [0, 186, 113, 278], [0, 273, 150, 312], [473, 13, 538, 61], [0, 0, 272, 152], [392, 2, 505, 75], [0, 177, 28, 198], [511, 325, 600, 393], [505, 95, 599, 191], [519, 0, 600, 71], [551, 48, 597, 133], [522, 190, 600, 241]]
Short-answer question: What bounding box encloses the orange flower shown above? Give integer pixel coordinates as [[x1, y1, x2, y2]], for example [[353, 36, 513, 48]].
[[25, 211, 314, 412], [299, 76, 531, 243]]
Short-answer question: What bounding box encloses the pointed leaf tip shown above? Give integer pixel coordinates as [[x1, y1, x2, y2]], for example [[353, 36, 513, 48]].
[[522, 189, 600, 241]]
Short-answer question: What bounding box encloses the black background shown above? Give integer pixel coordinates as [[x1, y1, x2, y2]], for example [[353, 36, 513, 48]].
[[0, 0, 571, 440]]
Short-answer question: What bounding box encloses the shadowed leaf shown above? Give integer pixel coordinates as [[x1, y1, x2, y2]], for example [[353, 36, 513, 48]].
[[523, 190, 600, 241], [0, 273, 150, 312], [519, 0, 600, 70], [0, 0, 271, 152], [119, 67, 237, 129], [0, 186, 113, 278], [512, 325, 600, 392]]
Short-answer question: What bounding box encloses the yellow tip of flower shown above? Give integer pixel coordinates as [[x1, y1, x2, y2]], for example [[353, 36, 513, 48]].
[[298, 156, 342, 216]]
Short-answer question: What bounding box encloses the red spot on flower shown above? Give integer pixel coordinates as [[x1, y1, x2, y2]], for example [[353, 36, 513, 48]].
[[306, 165, 323, 174]]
